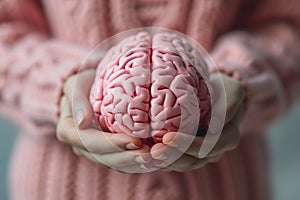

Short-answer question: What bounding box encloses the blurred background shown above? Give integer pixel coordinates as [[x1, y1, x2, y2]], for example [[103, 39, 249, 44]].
[[1, 101, 300, 200]]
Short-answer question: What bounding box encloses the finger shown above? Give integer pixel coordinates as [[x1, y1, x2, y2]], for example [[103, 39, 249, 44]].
[[63, 69, 96, 129], [58, 94, 142, 152], [94, 145, 151, 168], [162, 131, 204, 158], [59, 96, 72, 118], [205, 123, 239, 157], [161, 96, 245, 159], [162, 153, 222, 173], [57, 96, 80, 145], [57, 115, 142, 153], [72, 147, 147, 174], [161, 128, 232, 159], [150, 143, 191, 168], [210, 73, 245, 125], [80, 129, 143, 153], [161, 122, 239, 159], [73, 145, 151, 168], [150, 142, 213, 171], [113, 156, 160, 173]]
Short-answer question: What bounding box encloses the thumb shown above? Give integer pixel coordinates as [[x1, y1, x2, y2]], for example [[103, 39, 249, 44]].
[[64, 69, 96, 129]]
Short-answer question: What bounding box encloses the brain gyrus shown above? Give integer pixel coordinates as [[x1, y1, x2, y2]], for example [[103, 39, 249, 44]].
[[90, 32, 211, 144]]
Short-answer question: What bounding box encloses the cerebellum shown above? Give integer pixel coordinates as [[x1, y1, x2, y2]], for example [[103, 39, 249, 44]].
[[90, 32, 211, 144]]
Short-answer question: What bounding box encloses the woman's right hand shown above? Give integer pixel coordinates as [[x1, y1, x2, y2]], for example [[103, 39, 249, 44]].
[[56, 69, 155, 173]]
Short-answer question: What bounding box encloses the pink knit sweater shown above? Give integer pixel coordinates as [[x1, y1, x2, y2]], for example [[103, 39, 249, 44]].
[[1, 0, 300, 200]]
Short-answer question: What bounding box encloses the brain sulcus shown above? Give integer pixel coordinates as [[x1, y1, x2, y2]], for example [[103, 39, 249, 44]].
[[90, 32, 211, 145]]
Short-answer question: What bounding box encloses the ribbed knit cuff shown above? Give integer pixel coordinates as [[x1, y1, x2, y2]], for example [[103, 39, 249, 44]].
[[20, 39, 89, 127], [210, 32, 286, 133]]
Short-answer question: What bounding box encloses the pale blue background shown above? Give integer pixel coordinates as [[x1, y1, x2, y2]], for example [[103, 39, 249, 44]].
[[1, 102, 300, 200]]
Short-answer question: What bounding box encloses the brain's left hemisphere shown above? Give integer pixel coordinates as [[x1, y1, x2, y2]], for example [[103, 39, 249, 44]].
[[90, 33, 151, 138]]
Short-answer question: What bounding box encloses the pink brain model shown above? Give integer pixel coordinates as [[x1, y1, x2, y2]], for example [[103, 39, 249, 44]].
[[90, 32, 211, 144]]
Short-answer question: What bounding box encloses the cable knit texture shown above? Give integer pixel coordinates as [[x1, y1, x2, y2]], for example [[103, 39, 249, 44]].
[[0, 0, 299, 199]]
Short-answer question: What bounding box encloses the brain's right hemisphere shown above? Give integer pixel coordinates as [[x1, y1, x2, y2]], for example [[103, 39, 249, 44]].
[[90, 32, 211, 144]]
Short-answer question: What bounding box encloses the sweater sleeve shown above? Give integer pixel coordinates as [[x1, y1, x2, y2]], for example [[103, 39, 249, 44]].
[[0, 0, 89, 133], [210, 0, 300, 133]]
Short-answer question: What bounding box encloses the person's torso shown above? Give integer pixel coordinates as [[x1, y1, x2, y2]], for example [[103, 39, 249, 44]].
[[41, 0, 242, 49]]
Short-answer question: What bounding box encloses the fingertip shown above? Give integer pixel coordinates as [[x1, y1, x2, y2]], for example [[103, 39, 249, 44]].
[[126, 135, 143, 150], [150, 143, 167, 158], [110, 133, 142, 150], [151, 143, 166, 151], [162, 132, 178, 145], [125, 142, 141, 150], [162, 132, 192, 150]]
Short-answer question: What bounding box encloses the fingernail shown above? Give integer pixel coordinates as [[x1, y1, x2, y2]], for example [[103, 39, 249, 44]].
[[164, 137, 173, 144], [125, 143, 140, 150], [139, 163, 157, 171], [156, 153, 168, 160], [75, 109, 84, 126], [139, 163, 151, 170], [134, 155, 148, 164], [163, 133, 178, 147]]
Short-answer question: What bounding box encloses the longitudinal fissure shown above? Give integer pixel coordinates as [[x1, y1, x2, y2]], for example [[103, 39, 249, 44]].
[[148, 36, 153, 137]]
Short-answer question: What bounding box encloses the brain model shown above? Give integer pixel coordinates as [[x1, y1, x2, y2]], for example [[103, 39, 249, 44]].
[[90, 32, 211, 144]]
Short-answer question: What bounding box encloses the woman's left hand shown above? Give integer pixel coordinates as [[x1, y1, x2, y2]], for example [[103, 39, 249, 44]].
[[150, 74, 245, 172]]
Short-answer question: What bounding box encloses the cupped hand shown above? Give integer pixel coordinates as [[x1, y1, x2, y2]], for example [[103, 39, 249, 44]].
[[56, 69, 155, 173], [150, 73, 246, 172]]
